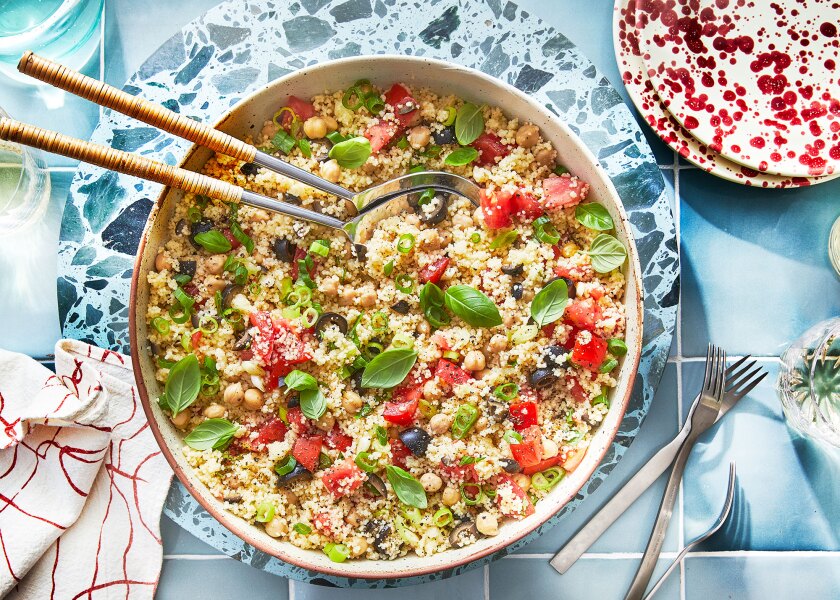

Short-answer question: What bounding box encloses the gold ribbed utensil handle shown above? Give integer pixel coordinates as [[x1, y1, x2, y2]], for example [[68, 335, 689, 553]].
[[0, 117, 242, 203], [17, 51, 257, 163]]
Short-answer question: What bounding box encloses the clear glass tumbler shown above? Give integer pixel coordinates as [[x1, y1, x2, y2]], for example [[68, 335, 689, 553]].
[[0, 0, 103, 84], [829, 215, 840, 278], [0, 106, 51, 232], [777, 318, 840, 448]]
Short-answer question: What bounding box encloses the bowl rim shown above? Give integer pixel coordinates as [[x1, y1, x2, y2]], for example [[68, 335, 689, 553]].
[[129, 54, 644, 580]]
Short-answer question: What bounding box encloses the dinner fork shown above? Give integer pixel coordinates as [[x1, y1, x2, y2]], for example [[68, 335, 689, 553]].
[[623, 345, 727, 600], [10, 52, 481, 231], [550, 355, 766, 574]]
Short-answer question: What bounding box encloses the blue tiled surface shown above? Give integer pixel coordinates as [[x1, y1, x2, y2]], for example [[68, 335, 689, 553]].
[[2, 0, 839, 598]]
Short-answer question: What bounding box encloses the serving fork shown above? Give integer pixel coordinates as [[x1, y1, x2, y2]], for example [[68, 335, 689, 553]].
[[550, 352, 767, 575], [0, 52, 481, 249]]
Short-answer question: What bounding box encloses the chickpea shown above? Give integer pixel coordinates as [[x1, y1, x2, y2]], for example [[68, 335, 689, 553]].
[[223, 382, 244, 406], [475, 512, 499, 536], [561, 242, 579, 258], [206, 277, 227, 294], [511, 473, 531, 492], [155, 251, 172, 272], [338, 287, 356, 306], [319, 276, 339, 296], [404, 109, 422, 128], [423, 379, 441, 400], [203, 403, 226, 419], [342, 390, 363, 414], [407, 125, 431, 149], [359, 290, 377, 308], [345, 510, 360, 527], [278, 488, 299, 506], [420, 472, 443, 493], [535, 147, 557, 167], [438, 230, 453, 248], [315, 412, 336, 431], [474, 416, 490, 432], [429, 413, 453, 434], [205, 254, 226, 275], [243, 388, 264, 411], [416, 320, 431, 335], [441, 486, 460, 506], [503, 313, 516, 328], [350, 536, 369, 557], [303, 116, 328, 139], [452, 213, 473, 228], [170, 410, 190, 429], [487, 334, 507, 353], [264, 516, 288, 538], [418, 229, 441, 251], [404, 213, 421, 227], [462, 350, 486, 372], [320, 159, 341, 183], [322, 115, 339, 132], [542, 438, 559, 459], [515, 123, 540, 148]]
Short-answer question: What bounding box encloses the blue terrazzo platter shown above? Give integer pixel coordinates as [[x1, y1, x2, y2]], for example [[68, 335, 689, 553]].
[[56, 0, 678, 587]]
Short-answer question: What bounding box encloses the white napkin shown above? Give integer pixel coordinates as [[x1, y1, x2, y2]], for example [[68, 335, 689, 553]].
[[0, 340, 172, 599]]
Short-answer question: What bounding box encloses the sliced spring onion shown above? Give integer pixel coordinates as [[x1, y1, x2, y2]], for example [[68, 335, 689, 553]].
[[531, 467, 565, 490], [433, 506, 453, 527], [371, 311, 389, 333], [397, 233, 416, 253], [395, 273, 414, 293], [383, 260, 395, 276], [554, 164, 569, 175], [418, 399, 437, 418], [494, 383, 519, 402], [417, 189, 435, 206], [180, 332, 192, 351], [186, 206, 202, 223], [451, 404, 479, 440], [470, 232, 481, 243], [490, 230, 518, 250], [502, 430, 523, 444], [282, 306, 301, 320], [375, 425, 388, 447], [443, 106, 457, 126], [599, 358, 619, 373], [293, 522, 312, 535], [607, 338, 628, 356], [326, 131, 348, 145], [152, 317, 170, 335], [323, 542, 350, 563], [402, 506, 422, 524], [272, 129, 297, 155], [199, 315, 219, 334], [460, 482, 483, 505], [592, 392, 610, 408], [318, 451, 333, 470], [309, 239, 330, 258], [274, 455, 297, 476], [355, 451, 378, 472], [301, 306, 319, 328], [362, 341, 384, 361], [341, 86, 364, 110], [442, 350, 460, 362], [424, 305, 450, 329], [255, 502, 275, 523], [533, 215, 561, 245], [390, 332, 415, 350], [365, 93, 385, 114], [396, 136, 409, 150]]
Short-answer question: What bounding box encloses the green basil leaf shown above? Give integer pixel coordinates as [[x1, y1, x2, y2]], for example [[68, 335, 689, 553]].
[[193, 230, 232, 253], [386, 465, 428, 509], [228, 206, 255, 254], [361, 348, 419, 389], [300, 388, 327, 420], [329, 136, 372, 169], [444, 285, 502, 328], [165, 354, 201, 416], [588, 233, 627, 273], [298, 138, 312, 158], [575, 203, 614, 231], [184, 418, 238, 450], [530, 278, 570, 328], [419, 282, 445, 314], [455, 102, 484, 145], [489, 230, 518, 249], [444, 147, 479, 166], [284, 369, 319, 391]]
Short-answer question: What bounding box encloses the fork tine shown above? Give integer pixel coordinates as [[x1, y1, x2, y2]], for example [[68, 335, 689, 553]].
[[703, 344, 715, 391], [716, 348, 727, 399], [724, 355, 750, 377], [726, 359, 758, 387], [729, 367, 768, 398]]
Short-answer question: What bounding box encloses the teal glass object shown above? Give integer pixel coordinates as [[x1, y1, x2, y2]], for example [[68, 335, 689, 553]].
[[777, 318, 840, 447], [0, 0, 103, 83]]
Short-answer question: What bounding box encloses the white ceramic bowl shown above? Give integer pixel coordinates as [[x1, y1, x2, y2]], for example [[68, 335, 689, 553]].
[[130, 55, 644, 580]]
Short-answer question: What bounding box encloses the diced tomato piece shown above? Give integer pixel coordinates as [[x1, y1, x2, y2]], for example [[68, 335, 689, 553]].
[[326, 424, 353, 452], [566, 374, 588, 403], [287, 406, 308, 432], [390, 367, 429, 404], [565, 298, 600, 331], [283, 96, 316, 124], [322, 458, 364, 497], [289, 246, 317, 281], [571, 333, 608, 371], [384, 83, 419, 127], [419, 257, 450, 284], [313, 511, 333, 535], [509, 425, 543, 468], [221, 227, 242, 250], [590, 288, 604, 301], [430, 333, 451, 351], [435, 359, 471, 387], [257, 418, 288, 446], [472, 132, 510, 166], [390, 438, 413, 468], [251, 316, 310, 390], [239, 349, 254, 361], [480, 188, 515, 230], [543, 174, 590, 209], [190, 330, 203, 351], [508, 401, 539, 432], [562, 447, 586, 472], [440, 460, 478, 482], [383, 398, 418, 426], [542, 323, 557, 339], [522, 455, 562, 476], [292, 436, 323, 472], [496, 473, 535, 517], [363, 120, 400, 153], [511, 189, 543, 222]]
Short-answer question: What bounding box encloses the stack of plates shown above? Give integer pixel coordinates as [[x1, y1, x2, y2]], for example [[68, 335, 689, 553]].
[[614, 0, 840, 187]]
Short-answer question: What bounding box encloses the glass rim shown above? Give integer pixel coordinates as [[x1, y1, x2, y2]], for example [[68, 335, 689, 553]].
[[0, 106, 27, 200], [804, 321, 840, 433]]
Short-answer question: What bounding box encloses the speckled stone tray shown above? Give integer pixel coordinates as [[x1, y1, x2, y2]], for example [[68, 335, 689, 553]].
[[57, 0, 679, 587]]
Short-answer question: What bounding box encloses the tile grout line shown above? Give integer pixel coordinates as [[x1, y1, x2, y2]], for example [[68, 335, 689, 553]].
[[483, 564, 490, 600], [288, 578, 295, 600]]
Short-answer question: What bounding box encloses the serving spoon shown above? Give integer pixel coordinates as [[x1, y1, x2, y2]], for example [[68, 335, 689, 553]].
[[5, 52, 481, 249]]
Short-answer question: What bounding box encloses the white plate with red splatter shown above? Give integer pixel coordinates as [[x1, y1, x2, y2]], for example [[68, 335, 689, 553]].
[[634, 0, 840, 178]]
